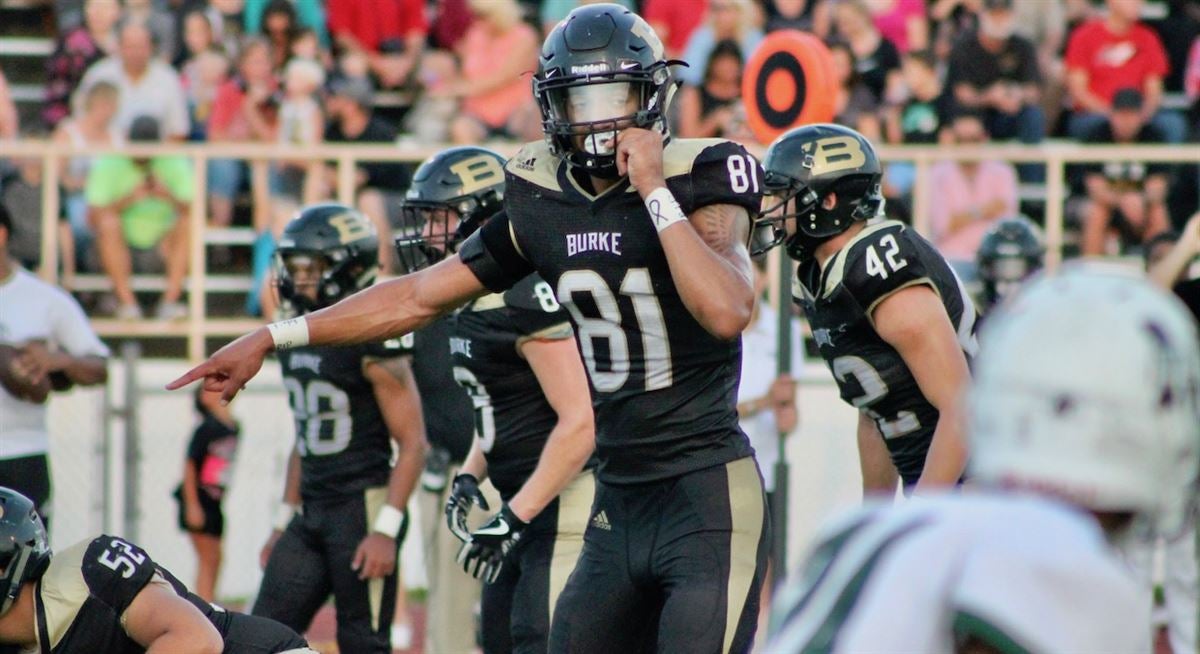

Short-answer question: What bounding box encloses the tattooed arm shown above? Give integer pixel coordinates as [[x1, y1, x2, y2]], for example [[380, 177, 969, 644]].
[[658, 202, 755, 340]]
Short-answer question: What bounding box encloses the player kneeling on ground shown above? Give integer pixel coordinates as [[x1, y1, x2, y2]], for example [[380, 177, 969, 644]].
[[397, 145, 597, 653], [766, 266, 1200, 653], [754, 123, 975, 493], [0, 487, 315, 654]]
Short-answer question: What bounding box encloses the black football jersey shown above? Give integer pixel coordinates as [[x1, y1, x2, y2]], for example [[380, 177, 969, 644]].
[[278, 338, 410, 502], [450, 273, 582, 500], [30, 536, 204, 653], [461, 138, 763, 484], [411, 316, 476, 463], [794, 220, 978, 485]]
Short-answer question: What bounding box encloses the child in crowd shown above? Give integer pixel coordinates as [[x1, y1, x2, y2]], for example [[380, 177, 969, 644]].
[[174, 386, 240, 603]]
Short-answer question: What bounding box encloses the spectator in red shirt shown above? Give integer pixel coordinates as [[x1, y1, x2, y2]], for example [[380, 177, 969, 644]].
[[327, 0, 427, 90], [1064, 0, 1187, 143], [644, 0, 708, 59]]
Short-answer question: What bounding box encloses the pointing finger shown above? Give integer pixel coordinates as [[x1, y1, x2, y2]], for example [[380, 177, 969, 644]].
[[166, 363, 212, 390]]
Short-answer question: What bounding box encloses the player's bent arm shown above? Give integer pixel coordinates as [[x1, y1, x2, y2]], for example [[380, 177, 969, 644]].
[[459, 437, 489, 481], [508, 336, 596, 523], [871, 285, 970, 491], [122, 580, 223, 654], [365, 356, 427, 515], [658, 203, 755, 340], [167, 256, 488, 401], [857, 412, 900, 497], [52, 353, 107, 386]]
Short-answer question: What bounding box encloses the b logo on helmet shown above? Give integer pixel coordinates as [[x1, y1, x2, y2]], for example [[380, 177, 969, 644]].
[[450, 155, 505, 196], [629, 18, 664, 61], [329, 213, 371, 244], [803, 136, 867, 176]]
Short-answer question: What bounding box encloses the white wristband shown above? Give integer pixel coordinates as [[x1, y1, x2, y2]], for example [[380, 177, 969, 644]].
[[267, 317, 309, 350], [644, 187, 688, 234], [373, 504, 405, 539], [272, 502, 297, 531]]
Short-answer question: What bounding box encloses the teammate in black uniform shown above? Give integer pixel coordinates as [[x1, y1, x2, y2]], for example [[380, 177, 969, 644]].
[[398, 146, 597, 653], [0, 487, 313, 654], [398, 149, 496, 654], [252, 205, 425, 653], [170, 5, 768, 651], [974, 216, 1044, 313], [753, 123, 974, 493]]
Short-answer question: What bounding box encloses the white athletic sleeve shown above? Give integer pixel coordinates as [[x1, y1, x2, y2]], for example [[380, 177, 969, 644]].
[[50, 288, 109, 358]]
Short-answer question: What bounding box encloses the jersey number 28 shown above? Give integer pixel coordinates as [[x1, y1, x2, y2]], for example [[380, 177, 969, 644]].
[[283, 378, 353, 456]]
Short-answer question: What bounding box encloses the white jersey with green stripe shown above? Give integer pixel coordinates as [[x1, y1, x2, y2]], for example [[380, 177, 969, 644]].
[[766, 493, 1151, 654]]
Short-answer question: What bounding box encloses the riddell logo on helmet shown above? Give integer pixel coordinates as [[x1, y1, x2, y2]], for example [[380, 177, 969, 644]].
[[571, 62, 611, 75]]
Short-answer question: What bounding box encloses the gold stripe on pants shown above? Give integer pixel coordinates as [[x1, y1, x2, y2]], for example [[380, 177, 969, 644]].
[[723, 457, 765, 654], [548, 470, 596, 626]]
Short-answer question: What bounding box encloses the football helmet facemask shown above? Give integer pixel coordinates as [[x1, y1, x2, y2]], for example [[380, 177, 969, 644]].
[[274, 203, 379, 314], [753, 124, 884, 262], [534, 3, 683, 178], [976, 216, 1045, 307], [0, 487, 51, 616], [395, 146, 506, 273]]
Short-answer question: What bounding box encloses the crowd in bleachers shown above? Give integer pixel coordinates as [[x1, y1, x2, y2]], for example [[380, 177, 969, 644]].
[[0, 0, 1197, 319]]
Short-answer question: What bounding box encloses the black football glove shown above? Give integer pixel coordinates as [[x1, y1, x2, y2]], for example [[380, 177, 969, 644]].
[[456, 503, 528, 584], [445, 473, 489, 543]]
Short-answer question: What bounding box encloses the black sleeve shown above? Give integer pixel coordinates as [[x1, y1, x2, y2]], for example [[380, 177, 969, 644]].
[[80, 536, 160, 615], [1015, 38, 1041, 85], [843, 226, 935, 313], [504, 274, 574, 337], [459, 211, 535, 292], [667, 140, 764, 217]]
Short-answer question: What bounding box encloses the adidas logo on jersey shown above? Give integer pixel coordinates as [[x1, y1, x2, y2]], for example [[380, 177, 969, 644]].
[[567, 232, 623, 257], [591, 510, 612, 531], [514, 155, 537, 171]]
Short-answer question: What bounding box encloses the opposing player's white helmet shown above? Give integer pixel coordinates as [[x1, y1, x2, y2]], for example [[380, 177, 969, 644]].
[[968, 264, 1200, 535]]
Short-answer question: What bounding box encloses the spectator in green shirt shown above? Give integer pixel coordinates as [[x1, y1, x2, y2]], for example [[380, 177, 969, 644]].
[[86, 115, 194, 320]]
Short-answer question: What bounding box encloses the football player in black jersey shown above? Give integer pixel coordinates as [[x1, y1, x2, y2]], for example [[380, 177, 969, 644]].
[[170, 5, 769, 651], [0, 487, 314, 654], [251, 205, 426, 653], [398, 146, 597, 653], [399, 149, 496, 654], [753, 123, 975, 493], [974, 216, 1044, 313]]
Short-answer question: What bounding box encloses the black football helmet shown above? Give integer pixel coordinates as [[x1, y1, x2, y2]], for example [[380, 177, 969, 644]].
[[976, 216, 1044, 307], [534, 3, 683, 178], [754, 124, 884, 261], [274, 203, 379, 314], [0, 487, 51, 616], [395, 147, 506, 273]]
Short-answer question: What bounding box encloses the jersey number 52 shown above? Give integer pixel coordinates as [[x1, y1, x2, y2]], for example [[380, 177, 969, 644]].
[[97, 538, 146, 579]]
